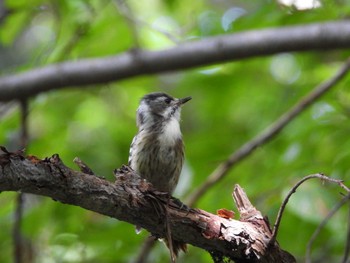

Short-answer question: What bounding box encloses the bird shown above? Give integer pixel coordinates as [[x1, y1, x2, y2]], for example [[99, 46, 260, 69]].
[[128, 92, 191, 261], [128, 92, 191, 194]]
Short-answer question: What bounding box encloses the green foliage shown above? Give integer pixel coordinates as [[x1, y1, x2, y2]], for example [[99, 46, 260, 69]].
[[1, 0, 350, 262]]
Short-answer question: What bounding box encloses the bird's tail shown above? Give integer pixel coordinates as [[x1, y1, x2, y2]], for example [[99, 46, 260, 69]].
[[164, 238, 187, 263]]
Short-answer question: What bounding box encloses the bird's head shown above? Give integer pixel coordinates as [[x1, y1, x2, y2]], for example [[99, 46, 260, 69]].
[[136, 92, 191, 129]]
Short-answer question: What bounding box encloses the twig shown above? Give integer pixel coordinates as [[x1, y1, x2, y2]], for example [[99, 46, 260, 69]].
[[13, 193, 24, 263], [186, 57, 350, 207], [305, 192, 350, 263], [114, 0, 141, 47], [52, 1, 96, 63], [113, 0, 180, 44], [55, 23, 91, 62], [2, 21, 350, 102], [73, 157, 95, 175], [132, 236, 157, 263], [342, 197, 350, 263], [19, 99, 28, 148], [270, 174, 350, 246], [13, 99, 29, 263]]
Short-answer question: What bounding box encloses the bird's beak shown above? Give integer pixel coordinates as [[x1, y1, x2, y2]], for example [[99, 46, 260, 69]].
[[178, 96, 192, 105]]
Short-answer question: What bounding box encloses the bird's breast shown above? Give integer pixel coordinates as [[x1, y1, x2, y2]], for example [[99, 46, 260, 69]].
[[158, 117, 182, 146]]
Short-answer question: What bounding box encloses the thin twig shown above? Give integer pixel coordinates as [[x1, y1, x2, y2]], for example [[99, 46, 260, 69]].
[[113, 0, 180, 44], [19, 99, 28, 148], [132, 236, 157, 263], [52, 1, 96, 63], [186, 57, 350, 207], [13, 99, 29, 263], [305, 192, 350, 263], [114, 0, 141, 47], [342, 198, 350, 263], [13, 193, 24, 263], [270, 174, 350, 246]]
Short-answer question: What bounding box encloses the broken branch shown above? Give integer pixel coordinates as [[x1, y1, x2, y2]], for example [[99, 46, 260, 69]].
[[0, 149, 294, 263]]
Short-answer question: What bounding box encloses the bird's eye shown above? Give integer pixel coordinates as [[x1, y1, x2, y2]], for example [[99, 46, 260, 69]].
[[164, 98, 172, 104]]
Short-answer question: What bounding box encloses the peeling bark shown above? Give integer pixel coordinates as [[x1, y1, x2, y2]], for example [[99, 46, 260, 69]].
[[0, 148, 295, 262]]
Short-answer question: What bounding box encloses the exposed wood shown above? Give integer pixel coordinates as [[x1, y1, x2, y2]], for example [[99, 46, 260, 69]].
[[0, 148, 295, 262]]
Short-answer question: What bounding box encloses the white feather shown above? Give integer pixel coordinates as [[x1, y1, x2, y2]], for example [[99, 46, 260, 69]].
[[159, 117, 181, 145]]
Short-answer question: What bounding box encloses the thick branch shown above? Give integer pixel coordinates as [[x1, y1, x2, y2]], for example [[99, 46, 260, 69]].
[[1, 21, 350, 101], [0, 149, 295, 263]]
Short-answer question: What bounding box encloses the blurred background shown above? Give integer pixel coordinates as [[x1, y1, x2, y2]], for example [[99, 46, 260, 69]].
[[1, 0, 350, 262]]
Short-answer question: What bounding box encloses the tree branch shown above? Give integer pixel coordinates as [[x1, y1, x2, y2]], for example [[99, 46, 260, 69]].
[[1, 21, 350, 101], [185, 56, 350, 207], [133, 56, 350, 260], [0, 149, 295, 263]]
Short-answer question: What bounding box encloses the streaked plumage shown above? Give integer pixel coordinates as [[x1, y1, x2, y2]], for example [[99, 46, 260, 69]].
[[128, 92, 191, 193]]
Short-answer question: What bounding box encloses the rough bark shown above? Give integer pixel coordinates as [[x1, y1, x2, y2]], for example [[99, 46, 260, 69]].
[[0, 148, 295, 263], [1, 21, 350, 101]]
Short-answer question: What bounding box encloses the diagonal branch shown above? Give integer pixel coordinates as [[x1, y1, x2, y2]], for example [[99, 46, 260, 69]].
[[1, 21, 350, 101], [305, 192, 350, 263], [185, 56, 350, 207], [0, 149, 295, 263]]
